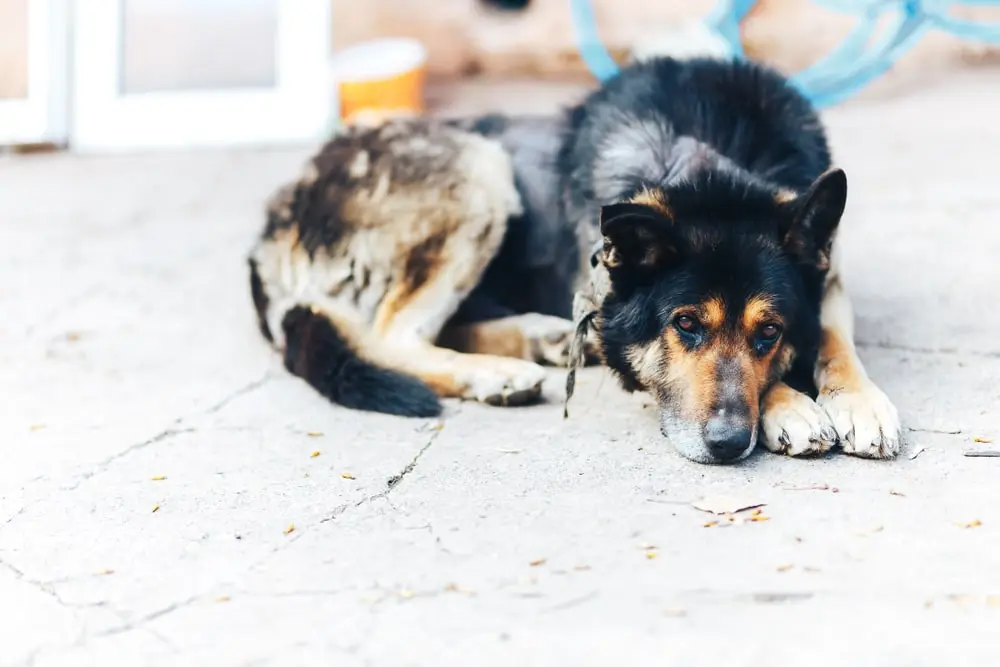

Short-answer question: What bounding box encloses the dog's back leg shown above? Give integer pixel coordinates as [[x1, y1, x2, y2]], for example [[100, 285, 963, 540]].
[[371, 220, 551, 407], [437, 313, 601, 368]]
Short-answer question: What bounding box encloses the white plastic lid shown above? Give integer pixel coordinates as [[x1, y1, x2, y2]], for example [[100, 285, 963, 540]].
[[330, 38, 428, 83]]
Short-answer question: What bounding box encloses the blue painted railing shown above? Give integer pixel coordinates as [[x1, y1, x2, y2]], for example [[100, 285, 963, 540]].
[[570, 0, 1000, 108]]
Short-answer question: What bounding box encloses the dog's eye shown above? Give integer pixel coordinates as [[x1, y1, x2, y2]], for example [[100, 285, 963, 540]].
[[758, 323, 782, 342], [675, 315, 701, 334]]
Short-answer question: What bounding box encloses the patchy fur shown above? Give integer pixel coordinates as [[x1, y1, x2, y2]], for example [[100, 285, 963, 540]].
[[249, 119, 557, 415]]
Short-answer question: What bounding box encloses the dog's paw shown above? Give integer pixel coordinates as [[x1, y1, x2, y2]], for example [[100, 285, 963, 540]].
[[510, 313, 600, 368], [761, 385, 838, 457], [464, 358, 547, 407], [818, 381, 902, 459]]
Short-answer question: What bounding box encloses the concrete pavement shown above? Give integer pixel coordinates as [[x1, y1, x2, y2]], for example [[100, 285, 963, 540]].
[[3, 72, 1000, 666]]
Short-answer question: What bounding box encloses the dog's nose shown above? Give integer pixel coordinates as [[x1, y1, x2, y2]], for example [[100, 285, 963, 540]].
[[704, 417, 753, 462]]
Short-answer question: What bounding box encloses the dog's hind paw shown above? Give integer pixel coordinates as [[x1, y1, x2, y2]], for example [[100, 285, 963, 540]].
[[818, 381, 902, 459], [464, 357, 548, 407], [505, 313, 600, 368], [761, 383, 838, 457]]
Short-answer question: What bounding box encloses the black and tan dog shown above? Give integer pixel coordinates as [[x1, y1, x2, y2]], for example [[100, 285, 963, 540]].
[[248, 54, 902, 464]]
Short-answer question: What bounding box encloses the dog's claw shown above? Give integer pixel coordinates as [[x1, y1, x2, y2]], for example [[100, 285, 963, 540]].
[[818, 382, 902, 459], [762, 388, 838, 457]]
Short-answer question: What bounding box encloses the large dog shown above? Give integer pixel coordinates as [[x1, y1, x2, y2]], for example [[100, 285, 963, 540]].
[[247, 54, 902, 464]]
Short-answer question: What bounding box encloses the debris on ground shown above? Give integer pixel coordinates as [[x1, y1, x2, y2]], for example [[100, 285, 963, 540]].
[[972, 436, 994, 443], [306, 431, 323, 437], [341, 472, 356, 480], [692, 495, 765, 515], [310, 451, 320, 458], [956, 520, 982, 529], [151, 475, 167, 481], [529, 558, 547, 567], [964, 450, 1000, 458], [779, 483, 830, 492], [284, 524, 295, 535], [909, 446, 927, 460]]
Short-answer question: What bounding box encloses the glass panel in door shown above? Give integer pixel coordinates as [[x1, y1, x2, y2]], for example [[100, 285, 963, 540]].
[[0, 0, 29, 99], [120, 0, 279, 94]]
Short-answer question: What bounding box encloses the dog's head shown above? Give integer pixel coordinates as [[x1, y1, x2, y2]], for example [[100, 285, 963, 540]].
[[595, 169, 846, 464]]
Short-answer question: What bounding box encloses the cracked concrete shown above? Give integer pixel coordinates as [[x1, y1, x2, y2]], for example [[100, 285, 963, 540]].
[[3, 72, 1000, 666]]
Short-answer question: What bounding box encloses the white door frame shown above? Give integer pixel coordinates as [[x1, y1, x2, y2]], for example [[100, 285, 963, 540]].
[[0, 0, 69, 147], [70, 0, 333, 153]]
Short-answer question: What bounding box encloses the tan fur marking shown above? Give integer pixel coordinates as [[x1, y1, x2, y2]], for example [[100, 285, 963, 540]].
[[373, 231, 449, 337], [816, 329, 865, 394], [761, 379, 802, 415], [742, 295, 780, 334], [417, 371, 467, 397], [628, 188, 672, 219], [650, 296, 792, 428], [437, 323, 528, 360], [661, 330, 718, 424], [700, 297, 725, 330]]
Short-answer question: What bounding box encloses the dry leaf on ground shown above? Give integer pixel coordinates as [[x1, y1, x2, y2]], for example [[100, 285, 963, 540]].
[[692, 495, 765, 515], [973, 436, 994, 443]]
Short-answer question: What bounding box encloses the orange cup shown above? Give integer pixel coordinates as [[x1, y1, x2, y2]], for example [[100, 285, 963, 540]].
[[331, 38, 428, 125]]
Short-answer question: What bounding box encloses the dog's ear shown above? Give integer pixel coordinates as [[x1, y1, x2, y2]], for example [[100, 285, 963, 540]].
[[780, 168, 847, 270], [598, 203, 678, 271]]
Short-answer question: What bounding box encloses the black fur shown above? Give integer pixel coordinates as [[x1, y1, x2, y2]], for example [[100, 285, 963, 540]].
[[247, 258, 273, 343], [281, 306, 442, 418], [557, 57, 835, 397]]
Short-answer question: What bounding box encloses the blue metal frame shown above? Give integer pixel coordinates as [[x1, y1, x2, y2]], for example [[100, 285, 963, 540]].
[[570, 0, 1000, 108]]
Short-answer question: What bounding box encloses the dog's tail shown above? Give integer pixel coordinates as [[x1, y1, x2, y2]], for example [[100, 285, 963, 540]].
[[248, 258, 442, 418]]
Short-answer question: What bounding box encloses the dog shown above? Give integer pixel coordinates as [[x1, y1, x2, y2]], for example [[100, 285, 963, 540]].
[[247, 54, 902, 464]]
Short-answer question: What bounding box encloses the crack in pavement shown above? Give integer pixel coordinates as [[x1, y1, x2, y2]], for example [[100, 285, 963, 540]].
[[321, 406, 460, 525], [91, 594, 204, 641], [203, 373, 271, 415], [58, 373, 271, 494]]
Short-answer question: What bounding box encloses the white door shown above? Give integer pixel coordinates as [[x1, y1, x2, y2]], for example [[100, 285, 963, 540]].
[[0, 0, 69, 147], [70, 0, 333, 152]]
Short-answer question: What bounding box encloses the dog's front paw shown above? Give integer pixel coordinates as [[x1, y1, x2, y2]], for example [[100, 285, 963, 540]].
[[761, 383, 838, 457], [818, 381, 902, 459]]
